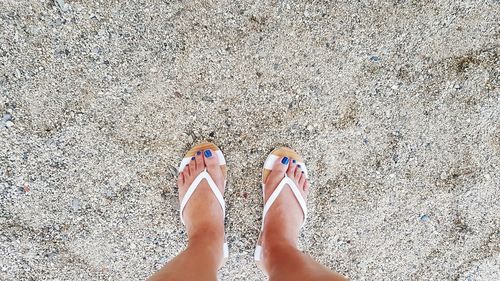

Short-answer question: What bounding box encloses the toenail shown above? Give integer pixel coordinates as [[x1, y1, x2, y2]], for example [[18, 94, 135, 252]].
[[301, 171, 304, 174], [191, 157, 195, 160], [292, 159, 296, 163], [204, 149, 212, 157], [196, 151, 201, 155], [298, 164, 301, 167], [281, 157, 289, 165]]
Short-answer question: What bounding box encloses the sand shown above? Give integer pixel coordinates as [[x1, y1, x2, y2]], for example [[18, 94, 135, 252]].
[[1, 0, 499, 280]]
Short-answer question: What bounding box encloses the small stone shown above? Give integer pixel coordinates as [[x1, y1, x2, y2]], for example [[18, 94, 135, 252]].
[[5, 121, 13, 127], [419, 214, 430, 222], [23, 183, 30, 193], [2, 113, 12, 122], [55, 0, 69, 12], [202, 96, 214, 103], [158, 256, 168, 264], [71, 198, 81, 211], [369, 55, 380, 62], [392, 130, 401, 137], [105, 190, 116, 200]]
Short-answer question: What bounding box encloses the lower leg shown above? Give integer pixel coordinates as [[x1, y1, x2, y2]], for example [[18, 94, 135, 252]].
[[264, 241, 347, 281], [148, 225, 223, 281], [262, 208, 347, 281], [263, 225, 348, 281]]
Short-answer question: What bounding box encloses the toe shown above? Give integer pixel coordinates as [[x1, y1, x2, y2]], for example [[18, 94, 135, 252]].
[[287, 159, 297, 178], [183, 164, 190, 177], [203, 149, 225, 191], [273, 156, 289, 173], [203, 149, 219, 167], [188, 156, 196, 174], [265, 156, 289, 186], [298, 171, 306, 188], [177, 171, 185, 187], [294, 165, 302, 181], [304, 180, 310, 192], [195, 150, 205, 171]]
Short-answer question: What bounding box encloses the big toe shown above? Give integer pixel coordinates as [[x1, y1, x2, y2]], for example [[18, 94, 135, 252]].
[[203, 149, 225, 191], [203, 149, 219, 167], [265, 156, 289, 186]]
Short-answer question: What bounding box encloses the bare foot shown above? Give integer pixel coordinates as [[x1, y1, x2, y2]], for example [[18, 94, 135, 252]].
[[177, 149, 225, 263], [261, 156, 310, 249]]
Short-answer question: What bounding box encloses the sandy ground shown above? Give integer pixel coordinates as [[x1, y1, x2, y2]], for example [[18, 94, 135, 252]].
[[1, 0, 499, 280]]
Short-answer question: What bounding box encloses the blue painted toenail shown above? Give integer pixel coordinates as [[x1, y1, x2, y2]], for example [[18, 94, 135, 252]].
[[196, 151, 201, 155], [301, 171, 304, 174], [292, 159, 296, 163], [281, 157, 289, 165], [204, 149, 212, 157], [191, 157, 195, 160]]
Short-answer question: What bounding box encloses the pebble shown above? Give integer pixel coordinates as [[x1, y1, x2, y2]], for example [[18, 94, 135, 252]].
[[158, 256, 168, 264], [419, 214, 430, 222], [2, 114, 12, 122], [71, 198, 81, 211], [23, 183, 30, 193], [55, 0, 69, 12], [5, 121, 13, 127]]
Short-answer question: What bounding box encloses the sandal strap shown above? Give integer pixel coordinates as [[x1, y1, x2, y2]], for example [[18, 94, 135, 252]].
[[179, 169, 225, 225], [261, 175, 308, 230]]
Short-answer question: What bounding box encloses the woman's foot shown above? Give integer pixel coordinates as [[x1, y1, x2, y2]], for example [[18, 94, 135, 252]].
[[177, 149, 225, 264], [261, 156, 310, 253]]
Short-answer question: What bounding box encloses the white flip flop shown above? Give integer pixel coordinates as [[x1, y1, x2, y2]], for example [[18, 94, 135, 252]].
[[178, 142, 229, 262], [254, 147, 308, 267]]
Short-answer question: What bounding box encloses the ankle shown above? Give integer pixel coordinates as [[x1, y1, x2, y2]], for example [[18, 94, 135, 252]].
[[187, 228, 224, 263], [262, 220, 299, 247], [261, 238, 300, 274], [188, 223, 224, 246]]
